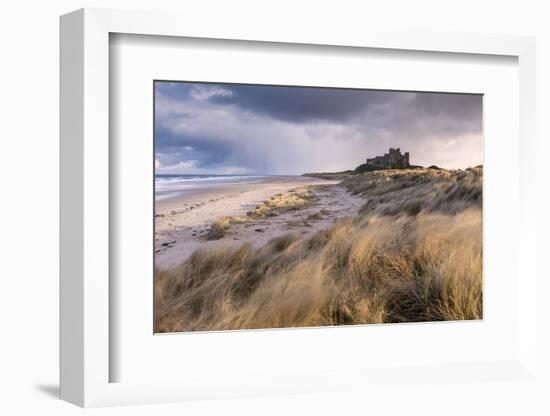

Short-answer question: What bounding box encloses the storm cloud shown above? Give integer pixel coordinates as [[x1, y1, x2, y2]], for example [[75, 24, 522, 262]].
[[155, 81, 482, 174]]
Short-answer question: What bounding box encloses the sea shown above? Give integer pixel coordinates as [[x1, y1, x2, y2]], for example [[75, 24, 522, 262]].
[[155, 174, 267, 201]]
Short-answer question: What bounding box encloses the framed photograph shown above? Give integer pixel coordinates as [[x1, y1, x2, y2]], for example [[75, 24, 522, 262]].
[[60, 8, 538, 407], [152, 80, 484, 334]]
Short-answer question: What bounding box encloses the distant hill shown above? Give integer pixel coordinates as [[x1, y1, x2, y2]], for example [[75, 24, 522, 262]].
[[303, 164, 433, 179], [302, 170, 355, 180], [354, 162, 424, 173]]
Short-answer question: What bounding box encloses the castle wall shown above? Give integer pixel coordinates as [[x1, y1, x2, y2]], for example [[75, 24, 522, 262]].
[[366, 148, 410, 169]]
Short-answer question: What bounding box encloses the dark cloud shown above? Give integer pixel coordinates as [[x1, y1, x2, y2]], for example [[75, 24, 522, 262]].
[[415, 92, 482, 120], [154, 81, 483, 173], [209, 84, 395, 124], [155, 125, 232, 168], [206, 83, 481, 135], [354, 91, 482, 146], [413, 92, 482, 134]]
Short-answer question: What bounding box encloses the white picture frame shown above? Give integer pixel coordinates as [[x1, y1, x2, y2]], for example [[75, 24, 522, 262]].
[[60, 7, 538, 408]]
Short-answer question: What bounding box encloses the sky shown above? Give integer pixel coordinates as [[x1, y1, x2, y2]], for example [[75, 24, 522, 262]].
[[155, 81, 482, 175]]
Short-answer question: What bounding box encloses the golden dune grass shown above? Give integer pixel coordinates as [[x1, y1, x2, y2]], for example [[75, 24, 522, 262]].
[[205, 188, 316, 240], [155, 167, 483, 332]]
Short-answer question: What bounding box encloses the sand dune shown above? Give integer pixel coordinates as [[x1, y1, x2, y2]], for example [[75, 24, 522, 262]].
[[155, 167, 483, 332]]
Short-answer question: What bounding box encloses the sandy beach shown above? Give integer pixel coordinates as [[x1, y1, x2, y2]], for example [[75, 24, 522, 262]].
[[155, 176, 364, 269]]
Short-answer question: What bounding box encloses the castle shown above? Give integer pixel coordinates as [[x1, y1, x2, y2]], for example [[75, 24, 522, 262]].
[[365, 147, 410, 169]]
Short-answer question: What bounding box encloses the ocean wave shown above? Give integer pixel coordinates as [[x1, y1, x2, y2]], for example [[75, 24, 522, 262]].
[[155, 175, 264, 185], [155, 175, 267, 198]]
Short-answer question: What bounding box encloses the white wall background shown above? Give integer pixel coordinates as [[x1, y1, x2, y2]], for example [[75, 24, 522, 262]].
[[0, 1, 548, 414]]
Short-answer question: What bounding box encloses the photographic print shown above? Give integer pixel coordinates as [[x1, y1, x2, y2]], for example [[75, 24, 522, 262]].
[[154, 81, 482, 333]]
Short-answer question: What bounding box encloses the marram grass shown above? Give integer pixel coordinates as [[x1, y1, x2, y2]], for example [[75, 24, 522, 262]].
[[155, 167, 482, 332]]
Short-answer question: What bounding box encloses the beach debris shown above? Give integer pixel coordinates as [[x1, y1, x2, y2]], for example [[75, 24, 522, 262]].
[[205, 225, 226, 240], [161, 240, 176, 247], [205, 216, 246, 240], [155, 214, 165, 218], [255, 228, 265, 233], [306, 212, 322, 221]]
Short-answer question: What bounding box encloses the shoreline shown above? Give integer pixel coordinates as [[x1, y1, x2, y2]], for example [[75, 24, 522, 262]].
[[154, 175, 363, 270], [156, 175, 272, 203]]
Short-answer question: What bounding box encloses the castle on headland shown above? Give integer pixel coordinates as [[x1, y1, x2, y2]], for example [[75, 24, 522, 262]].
[[365, 147, 410, 170], [304, 147, 423, 178]]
